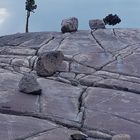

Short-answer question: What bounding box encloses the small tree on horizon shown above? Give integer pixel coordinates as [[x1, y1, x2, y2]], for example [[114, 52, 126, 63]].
[[103, 14, 121, 26], [25, 0, 37, 33]]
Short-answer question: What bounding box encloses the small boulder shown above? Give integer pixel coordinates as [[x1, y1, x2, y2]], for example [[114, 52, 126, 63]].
[[61, 17, 78, 33], [89, 19, 105, 30], [18, 73, 41, 95], [112, 134, 131, 140], [36, 51, 64, 77]]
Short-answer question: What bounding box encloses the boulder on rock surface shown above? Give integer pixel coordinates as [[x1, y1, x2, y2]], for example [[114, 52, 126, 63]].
[[61, 17, 78, 33], [18, 73, 42, 95], [89, 19, 105, 30], [36, 51, 64, 77], [112, 134, 131, 140]]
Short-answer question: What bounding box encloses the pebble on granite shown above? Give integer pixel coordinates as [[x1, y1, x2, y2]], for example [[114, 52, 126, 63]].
[[70, 133, 87, 140], [112, 134, 131, 140], [18, 73, 42, 95]]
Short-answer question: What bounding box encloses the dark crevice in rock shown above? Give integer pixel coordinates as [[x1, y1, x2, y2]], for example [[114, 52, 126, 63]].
[[55, 36, 66, 50], [35, 36, 55, 56], [77, 88, 88, 128], [91, 31, 106, 52], [38, 95, 42, 113], [112, 28, 117, 37]]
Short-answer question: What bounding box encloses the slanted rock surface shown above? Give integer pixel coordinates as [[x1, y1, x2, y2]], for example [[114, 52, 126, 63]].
[[0, 29, 140, 140]]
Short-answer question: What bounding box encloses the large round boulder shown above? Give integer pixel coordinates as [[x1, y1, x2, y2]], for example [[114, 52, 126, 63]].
[[61, 17, 78, 33], [89, 19, 105, 30], [18, 73, 42, 95], [36, 51, 64, 77]]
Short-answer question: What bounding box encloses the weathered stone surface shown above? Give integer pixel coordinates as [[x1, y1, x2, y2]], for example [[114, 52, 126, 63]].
[[0, 72, 40, 113], [61, 17, 78, 33], [36, 51, 64, 76], [37, 78, 83, 122], [112, 134, 131, 140], [18, 73, 42, 95], [95, 78, 140, 94], [79, 75, 103, 86], [74, 52, 114, 70], [103, 53, 140, 78], [26, 127, 86, 140], [89, 19, 105, 30], [0, 113, 58, 140], [84, 87, 140, 140], [0, 29, 140, 140]]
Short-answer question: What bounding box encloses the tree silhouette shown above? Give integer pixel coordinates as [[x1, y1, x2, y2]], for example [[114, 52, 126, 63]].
[[103, 14, 121, 26], [25, 0, 37, 33]]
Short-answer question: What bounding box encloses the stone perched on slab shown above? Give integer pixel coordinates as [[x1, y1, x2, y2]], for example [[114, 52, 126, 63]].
[[61, 17, 78, 33], [18, 73, 42, 95], [70, 133, 87, 140], [36, 51, 64, 76], [112, 134, 131, 140], [89, 19, 105, 30]]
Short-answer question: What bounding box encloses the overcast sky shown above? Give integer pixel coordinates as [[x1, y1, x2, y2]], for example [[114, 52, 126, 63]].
[[0, 0, 140, 36]]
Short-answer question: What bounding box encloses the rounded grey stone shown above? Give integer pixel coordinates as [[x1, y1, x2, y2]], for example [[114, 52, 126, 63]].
[[112, 134, 131, 140], [36, 51, 64, 77], [18, 73, 42, 95]]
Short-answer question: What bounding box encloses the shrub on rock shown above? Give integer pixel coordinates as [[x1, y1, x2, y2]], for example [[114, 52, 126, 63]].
[[36, 51, 64, 77], [61, 17, 78, 33], [103, 14, 121, 26]]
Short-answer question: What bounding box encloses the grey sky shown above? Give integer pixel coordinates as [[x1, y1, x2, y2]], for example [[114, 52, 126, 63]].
[[0, 0, 140, 36]]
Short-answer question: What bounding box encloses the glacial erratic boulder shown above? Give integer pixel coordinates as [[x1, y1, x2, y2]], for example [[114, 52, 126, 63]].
[[89, 19, 105, 30], [36, 51, 64, 77], [18, 73, 42, 95], [61, 17, 78, 33]]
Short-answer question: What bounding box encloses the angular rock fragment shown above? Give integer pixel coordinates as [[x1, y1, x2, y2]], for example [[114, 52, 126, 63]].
[[61, 17, 78, 33], [112, 134, 131, 140], [89, 19, 105, 30], [36, 51, 64, 77], [18, 73, 42, 95]]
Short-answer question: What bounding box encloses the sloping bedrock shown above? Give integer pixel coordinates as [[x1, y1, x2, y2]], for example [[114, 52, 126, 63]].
[[92, 29, 128, 53], [0, 72, 40, 114], [103, 52, 140, 78], [0, 32, 61, 49], [73, 52, 114, 70], [83, 87, 140, 139], [37, 78, 83, 123], [114, 29, 140, 44], [0, 113, 58, 140], [26, 127, 87, 140], [58, 31, 103, 56]]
